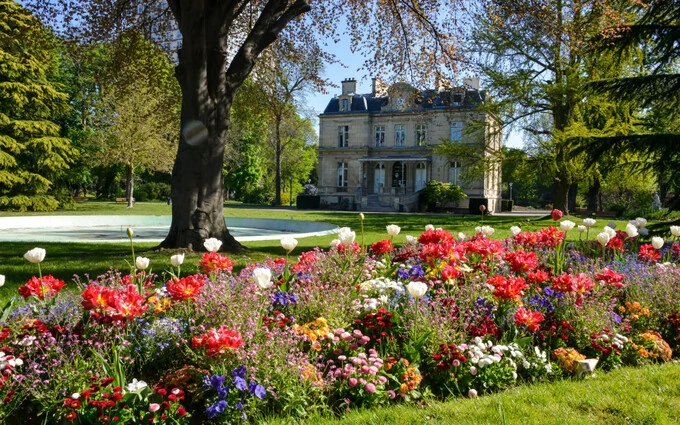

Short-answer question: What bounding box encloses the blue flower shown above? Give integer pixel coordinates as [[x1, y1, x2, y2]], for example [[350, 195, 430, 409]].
[[397, 269, 410, 281], [210, 374, 226, 391], [410, 265, 425, 279], [612, 313, 622, 324], [249, 381, 266, 399], [206, 400, 228, 419], [232, 365, 247, 380], [234, 376, 247, 391]]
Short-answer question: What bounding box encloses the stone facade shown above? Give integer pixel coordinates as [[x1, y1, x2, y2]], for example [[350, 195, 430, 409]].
[[317, 78, 502, 212]]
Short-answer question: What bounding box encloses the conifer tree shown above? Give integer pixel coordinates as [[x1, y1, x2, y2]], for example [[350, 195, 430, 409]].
[[0, 0, 76, 211]]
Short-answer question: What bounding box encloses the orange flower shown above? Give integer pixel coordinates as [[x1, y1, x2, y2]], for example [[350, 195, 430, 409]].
[[199, 252, 234, 273], [166, 275, 206, 301]]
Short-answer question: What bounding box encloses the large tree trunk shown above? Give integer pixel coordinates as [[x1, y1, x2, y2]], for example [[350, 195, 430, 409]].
[[160, 0, 311, 252], [587, 178, 600, 213]]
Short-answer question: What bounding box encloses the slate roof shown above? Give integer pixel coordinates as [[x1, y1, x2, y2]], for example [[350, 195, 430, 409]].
[[321, 88, 486, 115]]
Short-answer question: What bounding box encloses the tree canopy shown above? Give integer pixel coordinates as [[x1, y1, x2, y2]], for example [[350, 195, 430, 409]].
[[0, 0, 76, 211]]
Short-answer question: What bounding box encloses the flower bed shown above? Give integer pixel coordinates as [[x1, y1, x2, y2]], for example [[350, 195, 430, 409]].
[[1, 214, 680, 423]]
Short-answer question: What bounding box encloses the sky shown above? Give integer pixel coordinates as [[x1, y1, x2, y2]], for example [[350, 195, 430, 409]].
[[301, 38, 525, 150]]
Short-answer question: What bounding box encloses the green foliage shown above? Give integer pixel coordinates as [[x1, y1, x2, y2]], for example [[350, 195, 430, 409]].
[[419, 180, 466, 211], [0, 0, 76, 211]]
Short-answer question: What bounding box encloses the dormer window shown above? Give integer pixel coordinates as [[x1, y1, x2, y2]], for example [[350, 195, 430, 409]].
[[340, 98, 350, 112]]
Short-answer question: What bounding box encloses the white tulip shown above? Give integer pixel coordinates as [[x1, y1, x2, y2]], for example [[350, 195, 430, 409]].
[[405, 235, 418, 245], [635, 217, 647, 228], [329, 239, 341, 248], [468, 389, 478, 398], [0, 274, 4, 287], [583, 218, 596, 228], [482, 226, 495, 237], [337, 227, 356, 245], [510, 226, 522, 237], [23, 248, 46, 264], [359, 213, 365, 221], [625, 222, 639, 238], [425, 224, 435, 231], [604, 226, 616, 238], [596, 232, 611, 247], [406, 281, 428, 299], [203, 238, 223, 252], [170, 254, 185, 267], [577, 225, 586, 233], [280, 237, 298, 253], [127, 378, 148, 392], [386, 224, 401, 237], [670, 226, 680, 237], [651, 237, 664, 250], [560, 220, 576, 232], [253, 267, 273, 289], [126, 227, 134, 238], [457, 232, 467, 242], [136, 256, 150, 270]]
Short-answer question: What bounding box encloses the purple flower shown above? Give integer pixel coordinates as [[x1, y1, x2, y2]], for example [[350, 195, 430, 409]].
[[232, 365, 247, 380], [397, 269, 410, 281], [248, 381, 266, 399], [410, 265, 425, 279], [206, 400, 228, 419]]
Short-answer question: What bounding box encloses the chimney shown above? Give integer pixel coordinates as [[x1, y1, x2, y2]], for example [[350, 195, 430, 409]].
[[341, 78, 357, 95], [371, 77, 387, 96], [463, 77, 480, 91]]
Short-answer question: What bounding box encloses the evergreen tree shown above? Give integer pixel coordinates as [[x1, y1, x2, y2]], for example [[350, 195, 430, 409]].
[[0, 0, 76, 211], [584, 0, 680, 208]]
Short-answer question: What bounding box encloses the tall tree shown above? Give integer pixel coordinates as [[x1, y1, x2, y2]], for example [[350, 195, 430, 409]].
[[584, 0, 680, 209], [27, 0, 462, 251], [93, 31, 180, 207], [0, 0, 76, 211], [467, 0, 631, 213], [253, 42, 320, 206]]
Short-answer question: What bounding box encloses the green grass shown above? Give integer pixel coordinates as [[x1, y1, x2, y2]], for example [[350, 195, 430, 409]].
[[262, 363, 680, 425], [0, 201, 631, 304]]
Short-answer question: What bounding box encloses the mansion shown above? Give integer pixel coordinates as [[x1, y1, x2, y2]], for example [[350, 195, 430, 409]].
[[317, 78, 502, 212]]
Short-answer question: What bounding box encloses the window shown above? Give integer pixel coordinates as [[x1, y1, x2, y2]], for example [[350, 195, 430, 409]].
[[374, 126, 385, 147], [415, 124, 428, 146], [392, 163, 405, 187], [338, 126, 349, 147], [452, 93, 463, 105], [449, 161, 461, 186], [450, 122, 463, 142], [340, 98, 349, 112], [394, 124, 405, 147], [337, 162, 348, 191]]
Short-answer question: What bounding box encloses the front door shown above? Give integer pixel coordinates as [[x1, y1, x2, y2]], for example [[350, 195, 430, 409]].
[[374, 163, 385, 193], [415, 163, 427, 191]]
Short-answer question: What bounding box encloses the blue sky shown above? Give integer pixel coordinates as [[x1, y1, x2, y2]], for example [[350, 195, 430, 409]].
[[301, 38, 525, 150]]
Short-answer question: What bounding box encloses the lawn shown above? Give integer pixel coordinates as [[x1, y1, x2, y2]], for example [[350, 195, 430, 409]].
[[264, 362, 680, 425], [0, 201, 627, 304]]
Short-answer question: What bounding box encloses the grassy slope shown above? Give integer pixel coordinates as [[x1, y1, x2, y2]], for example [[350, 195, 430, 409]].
[[263, 363, 680, 425]]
